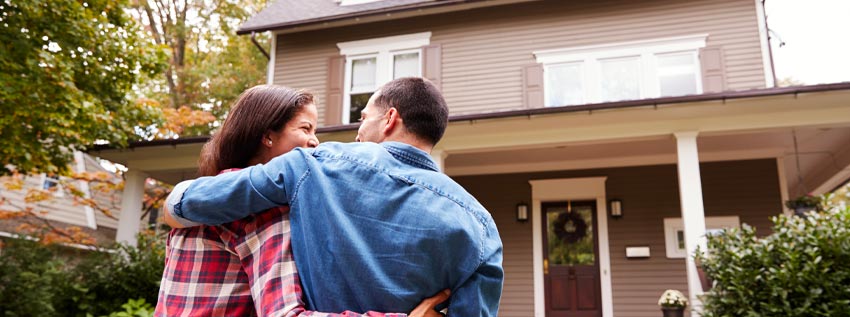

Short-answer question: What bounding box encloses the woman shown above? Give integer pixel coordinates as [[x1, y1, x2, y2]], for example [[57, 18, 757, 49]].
[[156, 85, 445, 317]]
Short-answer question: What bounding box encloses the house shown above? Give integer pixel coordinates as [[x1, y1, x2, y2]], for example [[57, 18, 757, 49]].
[[90, 0, 850, 316], [0, 152, 134, 246]]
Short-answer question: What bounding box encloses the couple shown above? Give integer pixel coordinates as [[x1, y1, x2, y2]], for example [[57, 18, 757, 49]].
[[156, 77, 503, 316]]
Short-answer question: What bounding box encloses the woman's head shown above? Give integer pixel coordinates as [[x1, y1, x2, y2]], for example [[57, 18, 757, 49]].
[[198, 85, 318, 176]]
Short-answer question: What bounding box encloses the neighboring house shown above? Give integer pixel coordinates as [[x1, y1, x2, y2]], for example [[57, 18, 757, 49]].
[[0, 152, 141, 246], [90, 0, 850, 316]]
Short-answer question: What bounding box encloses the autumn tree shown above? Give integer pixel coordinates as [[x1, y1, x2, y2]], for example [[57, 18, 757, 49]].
[[0, 0, 168, 175], [132, 0, 269, 137]]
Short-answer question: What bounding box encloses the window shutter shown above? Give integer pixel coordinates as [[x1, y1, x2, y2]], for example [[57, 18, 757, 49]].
[[422, 44, 442, 90], [325, 55, 345, 126], [522, 64, 544, 108], [700, 47, 725, 93]]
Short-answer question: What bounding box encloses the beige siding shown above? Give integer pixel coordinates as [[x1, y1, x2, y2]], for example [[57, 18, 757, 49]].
[[453, 159, 782, 316], [0, 175, 91, 228], [273, 0, 766, 125]]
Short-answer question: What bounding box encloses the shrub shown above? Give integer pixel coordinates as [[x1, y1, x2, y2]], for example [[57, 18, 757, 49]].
[[697, 204, 850, 317], [0, 232, 165, 317]]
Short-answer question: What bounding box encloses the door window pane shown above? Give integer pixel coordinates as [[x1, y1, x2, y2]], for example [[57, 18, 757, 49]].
[[351, 57, 377, 92], [657, 53, 698, 97], [546, 63, 583, 107], [546, 205, 595, 266], [393, 52, 420, 79], [599, 57, 641, 102]]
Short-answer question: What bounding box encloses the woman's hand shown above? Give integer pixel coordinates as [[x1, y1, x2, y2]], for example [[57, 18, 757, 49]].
[[408, 289, 451, 317]]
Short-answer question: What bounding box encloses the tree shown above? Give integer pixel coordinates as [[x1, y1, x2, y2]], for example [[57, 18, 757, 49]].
[[0, 0, 169, 175], [131, 0, 269, 137]]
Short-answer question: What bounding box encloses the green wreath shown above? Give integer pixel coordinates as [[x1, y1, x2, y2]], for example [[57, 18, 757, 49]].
[[552, 212, 588, 244]]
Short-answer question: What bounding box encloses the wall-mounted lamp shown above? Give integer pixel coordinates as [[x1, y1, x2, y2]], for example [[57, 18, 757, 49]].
[[516, 202, 529, 222], [609, 199, 623, 218]]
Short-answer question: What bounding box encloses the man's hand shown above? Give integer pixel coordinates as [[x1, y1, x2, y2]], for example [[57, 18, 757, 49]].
[[408, 289, 450, 317]]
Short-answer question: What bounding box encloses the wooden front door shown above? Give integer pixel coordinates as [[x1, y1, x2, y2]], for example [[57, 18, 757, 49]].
[[542, 201, 602, 317]]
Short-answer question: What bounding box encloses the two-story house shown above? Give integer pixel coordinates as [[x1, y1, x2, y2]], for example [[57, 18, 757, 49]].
[[92, 0, 850, 316]]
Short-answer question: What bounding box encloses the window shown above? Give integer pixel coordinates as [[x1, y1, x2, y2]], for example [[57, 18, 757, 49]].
[[41, 174, 64, 197], [534, 34, 707, 107], [663, 216, 740, 258], [338, 32, 430, 123]]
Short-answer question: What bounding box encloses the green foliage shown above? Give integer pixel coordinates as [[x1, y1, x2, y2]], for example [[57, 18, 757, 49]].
[[697, 204, 850, 317], [107, 298, 155, 317], [0, 233, 166, 317], [0, 0, 168, 175]]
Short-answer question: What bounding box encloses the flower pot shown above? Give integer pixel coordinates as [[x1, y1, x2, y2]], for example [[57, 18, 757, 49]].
[[661, 306, 685, 317]]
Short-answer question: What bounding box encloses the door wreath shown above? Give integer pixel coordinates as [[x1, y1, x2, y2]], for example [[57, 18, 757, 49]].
[[552, 212, 588, 244]]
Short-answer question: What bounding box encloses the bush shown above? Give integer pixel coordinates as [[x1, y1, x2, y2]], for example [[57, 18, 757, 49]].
[[698, 204, 850, 316], [0, 232, 165, 317]]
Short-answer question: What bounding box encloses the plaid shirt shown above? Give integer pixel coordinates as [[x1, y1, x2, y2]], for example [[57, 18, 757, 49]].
[[156, 174, 407, 316]]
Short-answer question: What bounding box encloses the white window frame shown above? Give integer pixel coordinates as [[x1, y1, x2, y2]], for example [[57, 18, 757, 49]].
[[40, 173, 65, 197], [338, 0, 384, 6], [338, 32, 430, 124], [663, 215, 740, 258], [534, 34, 708, 107]]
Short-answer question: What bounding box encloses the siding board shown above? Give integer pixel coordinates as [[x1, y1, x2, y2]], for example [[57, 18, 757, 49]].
[[273, 0, 766, 126]]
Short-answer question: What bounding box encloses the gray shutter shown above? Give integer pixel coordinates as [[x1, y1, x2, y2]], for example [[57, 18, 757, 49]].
[[522, 64, 544, 108], [422, 44, 442, 90], [325, 55, 345, 126], [700, 47, 726, 93]]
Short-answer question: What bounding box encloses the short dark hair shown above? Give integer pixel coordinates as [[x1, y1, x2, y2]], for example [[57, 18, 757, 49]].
[[198, 85, 313, 176], [374, 77, 448, 145]]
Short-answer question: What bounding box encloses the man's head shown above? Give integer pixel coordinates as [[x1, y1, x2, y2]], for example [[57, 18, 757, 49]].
[[355, 77, 449, 148]]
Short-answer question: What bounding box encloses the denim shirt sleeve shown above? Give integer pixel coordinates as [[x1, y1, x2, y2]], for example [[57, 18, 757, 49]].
[[170, 148, 310, 225], [447, 217, 504, 317]]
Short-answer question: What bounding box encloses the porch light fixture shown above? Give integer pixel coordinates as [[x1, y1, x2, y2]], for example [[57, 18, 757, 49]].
[[516, 202, 529, 222], [609, 199, 623, 218]]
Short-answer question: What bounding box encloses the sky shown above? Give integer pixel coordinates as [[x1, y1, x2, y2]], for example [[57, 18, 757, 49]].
[[766, 0, 850, 85]]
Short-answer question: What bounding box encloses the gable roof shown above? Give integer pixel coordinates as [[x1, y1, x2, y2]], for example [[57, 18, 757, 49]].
[[238, 0, 485, 34]]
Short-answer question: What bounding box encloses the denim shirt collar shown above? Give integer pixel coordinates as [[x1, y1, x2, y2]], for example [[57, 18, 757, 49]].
[[381, 141, 440, 172]]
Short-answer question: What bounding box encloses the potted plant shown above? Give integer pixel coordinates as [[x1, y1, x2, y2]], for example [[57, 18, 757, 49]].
[[785, 194, 823, 216], [658, 289, 688, 317]]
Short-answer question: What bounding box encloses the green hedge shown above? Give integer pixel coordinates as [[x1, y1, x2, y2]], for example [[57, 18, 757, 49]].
[[0, 233, 164, 317], [698, 204, 850, 316]]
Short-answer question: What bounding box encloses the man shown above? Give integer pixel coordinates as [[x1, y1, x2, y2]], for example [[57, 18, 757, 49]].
[[165, 77, 503, 316]]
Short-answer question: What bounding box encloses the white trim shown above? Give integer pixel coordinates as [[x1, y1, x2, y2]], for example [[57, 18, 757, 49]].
[[754, 0, 775, 88], [534, 34, 708, 65], [267, 33, 277, 85], [116, 170, 147, 245], [74, 152, 97, 229], [776, 157, 792, 216], [664, 216, 740, 258], [673, 131, 707, 313], [529, 177, 613, 317], [430, 148, 448, 173], [338, 33, 429, 124], [337, 32, 431, 56]]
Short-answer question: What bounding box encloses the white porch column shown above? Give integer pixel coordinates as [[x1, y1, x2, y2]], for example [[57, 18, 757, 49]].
[[116, 170, 147, 246], [674, 132, 708, 313], [431, 148, 448, 173]]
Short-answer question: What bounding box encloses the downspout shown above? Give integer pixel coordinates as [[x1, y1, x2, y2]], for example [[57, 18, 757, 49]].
[[761, 0, 779, 86], [251, 31, 271, 60]]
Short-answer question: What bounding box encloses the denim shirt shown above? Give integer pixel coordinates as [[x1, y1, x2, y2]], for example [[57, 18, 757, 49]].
[[168, 142, 504, 316]]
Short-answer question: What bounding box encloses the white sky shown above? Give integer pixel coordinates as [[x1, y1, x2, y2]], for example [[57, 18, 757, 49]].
[[766, 0, 850, 85]]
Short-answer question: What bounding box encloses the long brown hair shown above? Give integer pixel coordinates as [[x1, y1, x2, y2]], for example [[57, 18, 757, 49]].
[[198, 85, 314, 176]]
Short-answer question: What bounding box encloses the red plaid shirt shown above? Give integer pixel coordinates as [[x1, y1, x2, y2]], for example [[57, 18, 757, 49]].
[[156, 175, 407, 316]]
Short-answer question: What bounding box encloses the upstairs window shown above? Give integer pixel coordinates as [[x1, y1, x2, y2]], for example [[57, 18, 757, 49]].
[[338, 32, 430, 124], [41, 174, 64, 197], [534, 34, 707, 107]]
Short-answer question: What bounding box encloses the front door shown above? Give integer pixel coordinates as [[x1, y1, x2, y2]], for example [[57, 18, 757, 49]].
[[542, 201, 601, 317]]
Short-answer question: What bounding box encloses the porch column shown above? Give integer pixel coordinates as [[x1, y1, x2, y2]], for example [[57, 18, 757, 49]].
[[431, 148, 448, 173], [674, 132, 708, 313], [116, 170, 147, 246]]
